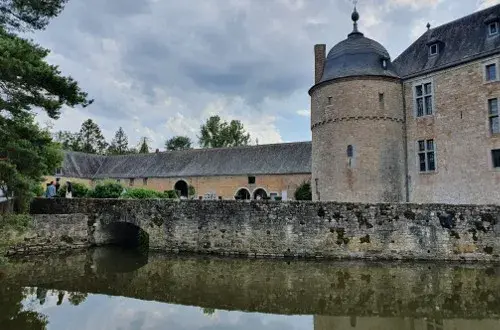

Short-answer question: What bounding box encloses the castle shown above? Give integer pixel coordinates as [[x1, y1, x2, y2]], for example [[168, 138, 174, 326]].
[[55, 4, 500, 205]]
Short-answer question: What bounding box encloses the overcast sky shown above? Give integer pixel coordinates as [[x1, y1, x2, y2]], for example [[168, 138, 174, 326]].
[[33, 0, 500, 149]]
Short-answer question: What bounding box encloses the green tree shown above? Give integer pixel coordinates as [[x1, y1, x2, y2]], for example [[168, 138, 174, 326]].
[[79, 119, 107, 154], [198, 116, 251, 148], [108, 127, 129, 155], [0, 1, 91, 210], [0, 0, 69, 32], [138, 137, 150, 154], [165, 136, 192, 151], [54, 130, 82, 151], [294, 182, 312, 201]]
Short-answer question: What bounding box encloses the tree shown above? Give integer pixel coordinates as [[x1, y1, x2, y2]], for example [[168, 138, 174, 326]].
[[198, 116, 251, 148], [79, 119, 107, 154], [165, 136, 192, 151], [0, 0, 69, 32], [0, 4, 91, 211], [138, 137, 150, 154], [108, 127, 129, 155], [54, 130, 82, 151]]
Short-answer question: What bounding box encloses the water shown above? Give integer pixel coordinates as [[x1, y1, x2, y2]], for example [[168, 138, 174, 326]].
[[1, 247, 499, 330]]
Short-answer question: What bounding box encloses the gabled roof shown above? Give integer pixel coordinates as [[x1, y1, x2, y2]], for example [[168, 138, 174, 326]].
[[62, 142, 312, 179], [393, 4, 500, 78]]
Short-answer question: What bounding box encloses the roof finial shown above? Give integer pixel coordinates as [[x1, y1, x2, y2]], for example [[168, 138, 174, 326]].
[[349, 0, 362, 36], [426, 22, 431, 30]]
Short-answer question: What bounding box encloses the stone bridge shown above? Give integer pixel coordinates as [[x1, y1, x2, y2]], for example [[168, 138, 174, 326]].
[[21, 198, 500, 261]]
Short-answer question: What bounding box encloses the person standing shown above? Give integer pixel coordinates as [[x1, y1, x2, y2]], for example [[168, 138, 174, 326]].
[[55, 178, 61, 194], [65, 181, 73, 199], [46, 181, 56, 198]]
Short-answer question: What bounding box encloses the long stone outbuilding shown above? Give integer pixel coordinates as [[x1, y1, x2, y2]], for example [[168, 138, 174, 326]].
[[50, 4, 500, 205]]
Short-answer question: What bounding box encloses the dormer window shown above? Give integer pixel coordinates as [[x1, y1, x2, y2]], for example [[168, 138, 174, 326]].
[[382, 59, 387, 70], [489, 22, 499, 36], [429, 43, 438, 56]]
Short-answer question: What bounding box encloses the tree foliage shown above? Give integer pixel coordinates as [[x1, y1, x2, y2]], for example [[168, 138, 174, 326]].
[[79, 119, 107, 154], [198, 116, 251, 148], [56, 182, 89, 198], [294, 182, 312, 201], [0, 0, 91, 211], [0, 0, 69, 32], [138, 137, 150, 154], [108, 127, 129, 155], [88, 181, 123, 198], [54, 130, 81, 151], [165, 135, 192, 151]]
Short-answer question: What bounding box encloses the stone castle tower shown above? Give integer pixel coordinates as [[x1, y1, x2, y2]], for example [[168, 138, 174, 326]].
[[309, 8, 406, 203]]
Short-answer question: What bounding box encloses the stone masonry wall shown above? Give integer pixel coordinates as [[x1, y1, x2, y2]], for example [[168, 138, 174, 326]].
[[27, 198, 500, 261]]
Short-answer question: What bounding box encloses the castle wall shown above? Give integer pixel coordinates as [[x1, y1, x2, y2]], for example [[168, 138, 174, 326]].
[[311, 77, 406, 203], [404, 55, 500, 204], [27, 198, 500, 262]]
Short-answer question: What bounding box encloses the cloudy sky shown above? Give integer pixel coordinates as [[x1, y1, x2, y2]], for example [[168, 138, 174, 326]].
[[33, 0, 500, 149]]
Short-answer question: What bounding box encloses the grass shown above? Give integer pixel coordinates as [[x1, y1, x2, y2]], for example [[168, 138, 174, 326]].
[[0, 214, 34, 264]]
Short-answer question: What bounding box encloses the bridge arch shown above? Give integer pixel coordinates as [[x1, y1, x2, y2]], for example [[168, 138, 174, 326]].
[[94, 221, 149, 250]]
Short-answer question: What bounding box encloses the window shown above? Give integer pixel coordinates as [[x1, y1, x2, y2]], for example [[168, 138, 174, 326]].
[[379, 93, 385, 109], [347, 145, 354, 158], [492, 150, 500, 168], [486, 63, 497, 81], [489, 22, 499, 36], [429, 43, 438, 56], [418, 139, 436, 172], [143, 178, 148, 186], [382, 59, 387, 69], [327, 96, 332, 105], [116, 179, 121, 183], [415, 82, 433, 117], [129, 178, 134, 186], [55, 167, 62, 175], [248, 176, 256, 184], [489, 98, 500, 134]]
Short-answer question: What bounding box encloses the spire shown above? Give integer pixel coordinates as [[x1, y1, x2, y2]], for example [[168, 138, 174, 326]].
[[348, 2, 363, 37]]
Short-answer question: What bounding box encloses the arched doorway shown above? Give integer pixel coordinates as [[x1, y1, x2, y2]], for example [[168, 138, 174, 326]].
[[235, 188, 251, 200], [253, 188, 268, 200], [174, 180, 188, 198]]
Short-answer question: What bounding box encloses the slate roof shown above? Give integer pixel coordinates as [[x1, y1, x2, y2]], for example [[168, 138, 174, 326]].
[[393, 4, 500, 78], [62, 142, 312, 179], [319, 32, 399, 84]]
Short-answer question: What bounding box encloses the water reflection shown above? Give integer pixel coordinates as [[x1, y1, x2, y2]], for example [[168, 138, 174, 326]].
[[0, 247, 499, 330]]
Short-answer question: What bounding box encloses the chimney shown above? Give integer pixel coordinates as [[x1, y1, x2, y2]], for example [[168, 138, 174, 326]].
[[314, 44, 326, 84], [155, 148, 159, 153]]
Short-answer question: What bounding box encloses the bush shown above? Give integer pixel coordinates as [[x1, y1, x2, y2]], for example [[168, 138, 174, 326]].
[[163, 190, 179, 199], [275, 196, 282, 201], [188, 185, 196, 197], [294, 182, 312, 201], [121, 188, 165, 199], [31, 183, 45, 198], [0, 214, 33, 231], [88, 182, 124, 198], [57, 182, 90, 198]]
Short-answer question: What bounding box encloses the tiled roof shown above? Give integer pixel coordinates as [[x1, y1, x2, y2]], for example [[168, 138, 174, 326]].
[[394, 4, 500, 78], [62, 142, 312, 179]]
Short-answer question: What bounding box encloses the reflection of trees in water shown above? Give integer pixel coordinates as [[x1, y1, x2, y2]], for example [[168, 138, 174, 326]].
[[202, 308, 216, 316], [0, 286, 90, 330]]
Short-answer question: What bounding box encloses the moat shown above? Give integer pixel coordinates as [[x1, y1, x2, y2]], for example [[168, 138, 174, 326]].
[[1, 247, 499, 330]]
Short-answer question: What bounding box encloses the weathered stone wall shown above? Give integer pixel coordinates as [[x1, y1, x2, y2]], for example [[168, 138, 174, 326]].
[[27, 198, 500, 261], [404, 55, 500, 204], [310, 77, 406, 203]]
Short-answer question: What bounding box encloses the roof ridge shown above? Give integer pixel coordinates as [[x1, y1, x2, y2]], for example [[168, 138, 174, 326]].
[[426, 3, 500, 33]]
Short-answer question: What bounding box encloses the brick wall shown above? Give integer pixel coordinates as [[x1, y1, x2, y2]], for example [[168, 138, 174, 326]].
[[29, 198, 500, 261]]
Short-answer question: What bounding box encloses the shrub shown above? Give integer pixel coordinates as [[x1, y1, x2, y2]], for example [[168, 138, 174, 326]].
[[188, 185, 196, 197], [88, 182, 124, 198], [57, 182, 90, 198], [275, 196, 282, 201], [31, 184, 45, 198], [163, 190, 179, 199], [294, 182, 312, 201], [121, 188, 165, 199], [0, 214, 33, 231]]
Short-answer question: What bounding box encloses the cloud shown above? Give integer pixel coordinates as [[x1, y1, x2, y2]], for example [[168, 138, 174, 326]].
[[477, 0, 500, 10], [296, 110, 310, 117], [29, 0, 482, 150]]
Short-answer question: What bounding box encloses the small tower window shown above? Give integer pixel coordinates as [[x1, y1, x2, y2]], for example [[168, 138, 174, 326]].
[[489, 22, 499, 36], [347, 145, 354, 158], [327, 96, 332, 105], [429, 43, 438, 56], [382, 59, 387, 70], [379, 93, 385, 110]]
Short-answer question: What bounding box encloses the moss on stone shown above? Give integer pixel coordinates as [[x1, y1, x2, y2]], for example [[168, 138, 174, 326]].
[[360, 234, 371, 244], [403, 210, 416, 220]]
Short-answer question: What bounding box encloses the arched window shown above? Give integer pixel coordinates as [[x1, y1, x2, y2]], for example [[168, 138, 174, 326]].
[[347, 145, 354, 158]]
